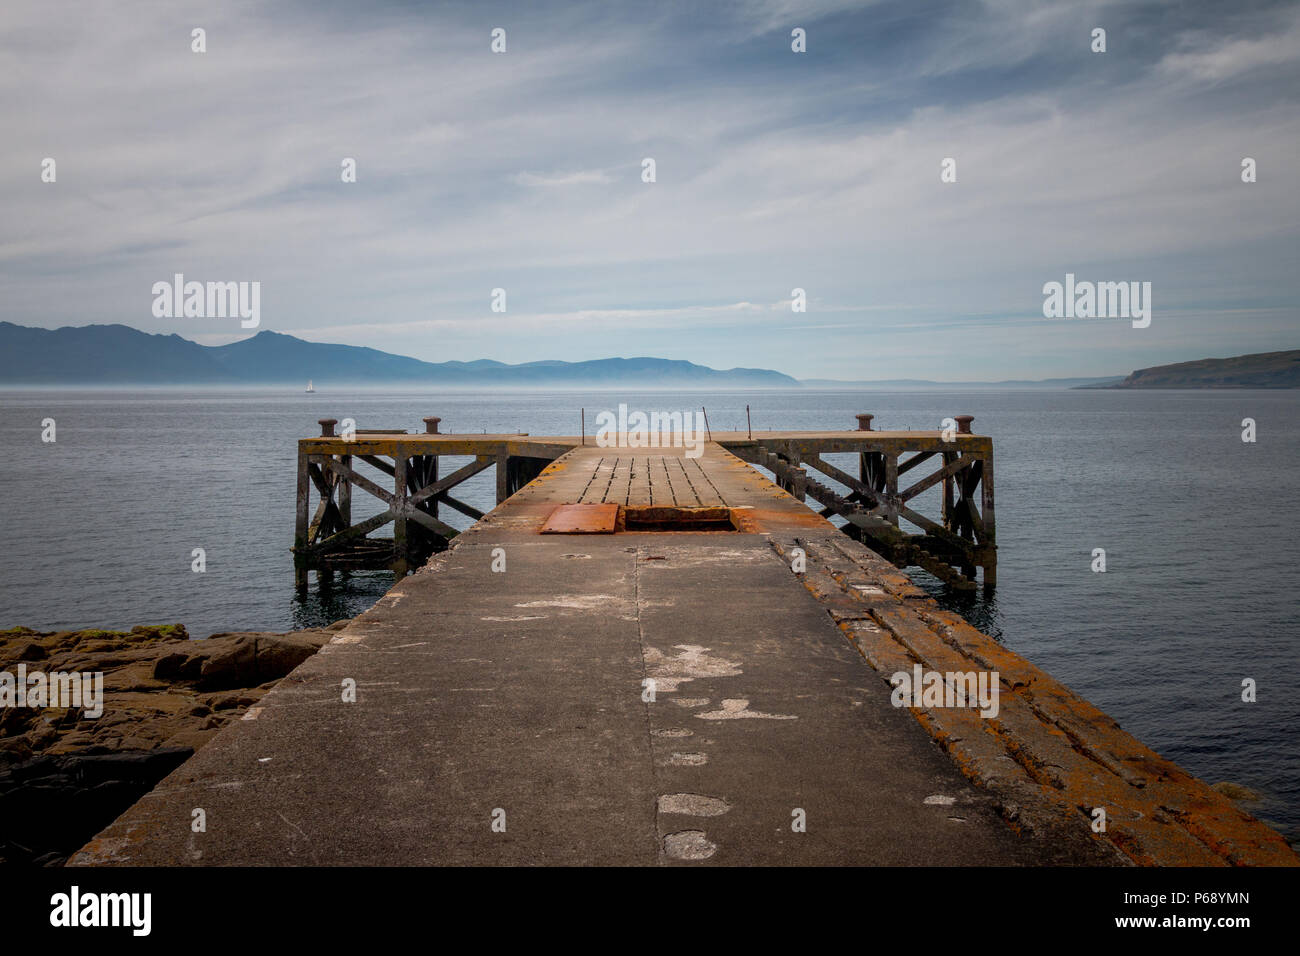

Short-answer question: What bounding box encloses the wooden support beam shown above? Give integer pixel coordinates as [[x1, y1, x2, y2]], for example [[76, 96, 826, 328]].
[[909, 546, 977, 592], [358, 454, 396, 477], [981, 456, 997, 588], [942, 451, 956, 530], [393, 456, 408, 573], [408, 455, 439, 519], [321, 456, 395, 506], [311, 510, 395, 553], [409, 457, 494, 508], [898, 454, 973, 503], [980, 457, 995, 543], [895, 500, 972, 550], [884, 454, 899, 527], [405, 506, 460, 541], [338, 454, 352, 528], [307, 461, 332, 497], [496, 453, 509, 505], [308, 497, 343, 546], [805, 455, 882, 506], [505, 455, 552, 498], [294, 452, 310, 587], [860, 450, 886, 494], [438, 494, 485, 521], [897, 451, 938, 476], [306, 456, 346, 545], [780, 442, 980, 584]]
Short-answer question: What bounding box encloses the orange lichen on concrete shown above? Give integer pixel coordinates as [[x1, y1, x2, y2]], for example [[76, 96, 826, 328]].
[[772, 533, 1298, 867]]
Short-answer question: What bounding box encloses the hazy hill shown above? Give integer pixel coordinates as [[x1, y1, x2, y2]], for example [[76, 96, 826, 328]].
[[0, 323, 800, 388], [1098, 350, 1300, 389], [802, 376, 1124, 389]]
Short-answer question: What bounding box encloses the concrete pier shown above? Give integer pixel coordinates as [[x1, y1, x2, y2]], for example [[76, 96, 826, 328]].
[[72, 433, 1297, 866]]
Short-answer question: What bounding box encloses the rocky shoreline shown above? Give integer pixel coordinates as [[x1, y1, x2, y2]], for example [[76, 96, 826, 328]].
[[0, 622, 342, 865]]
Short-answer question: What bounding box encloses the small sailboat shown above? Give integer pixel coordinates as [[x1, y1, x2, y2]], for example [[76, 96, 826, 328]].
[[305, 380, 315, 393]]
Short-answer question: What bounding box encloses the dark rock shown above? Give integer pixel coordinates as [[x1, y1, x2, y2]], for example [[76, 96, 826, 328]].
[[0, 748, 192, 866], [15, 642, 46, 661], [198, 632, 328, 690], [152, 652, 203, 682]]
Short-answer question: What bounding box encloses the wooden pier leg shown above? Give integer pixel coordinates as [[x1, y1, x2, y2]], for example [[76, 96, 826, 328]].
[[791, 465, 808, 502], [421, 418, 441, 519], [941, 451, 956, 530], [981, 455, 996, 589], [294, 449, 310, 590], [429, 455, 438, 519], [393, 455, 408, 579], [860, 451, 886, 500], [787, 452, 804, 500], [338, 453, 352, 529], [505, 456, 549, 497], [955, 460, 981, 584], [496, 453, 509, 505], [885, 454, 899, 527]]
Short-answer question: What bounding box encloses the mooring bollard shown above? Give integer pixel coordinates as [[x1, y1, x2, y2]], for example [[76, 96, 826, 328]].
[[855, 413, 874, 432], [423, 416, 442, 434], [318, 418, 338, 438], [955, 415, 974, 435]]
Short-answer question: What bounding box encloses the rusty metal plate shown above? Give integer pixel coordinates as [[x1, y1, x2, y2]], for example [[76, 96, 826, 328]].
[[540, 503, 620, 534]]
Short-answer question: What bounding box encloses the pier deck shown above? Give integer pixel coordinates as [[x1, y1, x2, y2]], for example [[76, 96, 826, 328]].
[[73, 433, 1297, 866]]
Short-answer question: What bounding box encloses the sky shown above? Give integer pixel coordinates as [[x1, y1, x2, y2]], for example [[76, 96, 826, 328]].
[[1, 0, 1298, 381]]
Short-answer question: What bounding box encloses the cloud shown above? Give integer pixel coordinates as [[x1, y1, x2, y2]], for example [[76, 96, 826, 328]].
[[1156, 7, 1300, 83], [511, 169, 614, 187]]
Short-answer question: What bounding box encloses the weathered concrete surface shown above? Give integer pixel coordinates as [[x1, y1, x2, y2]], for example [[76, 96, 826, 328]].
[[72, 444, 1295, 866]]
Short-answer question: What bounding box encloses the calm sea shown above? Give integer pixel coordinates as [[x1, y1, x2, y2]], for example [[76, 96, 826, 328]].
[[2, 387, 1297, 839]]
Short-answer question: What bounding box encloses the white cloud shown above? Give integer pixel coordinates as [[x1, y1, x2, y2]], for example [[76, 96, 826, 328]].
[[512, 169, 613, 187], [1157, 8, 1300, 83]]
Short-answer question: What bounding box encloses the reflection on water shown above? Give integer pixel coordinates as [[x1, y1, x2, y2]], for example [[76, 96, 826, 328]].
[[917, 571, 1003, 640], [290, 570, 395, 630]]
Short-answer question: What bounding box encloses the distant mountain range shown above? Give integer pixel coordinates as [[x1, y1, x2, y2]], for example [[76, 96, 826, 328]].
[[1083, 350, 1300, 389], [0, 323, 799, 388], [2, 323, 1296, 390]]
